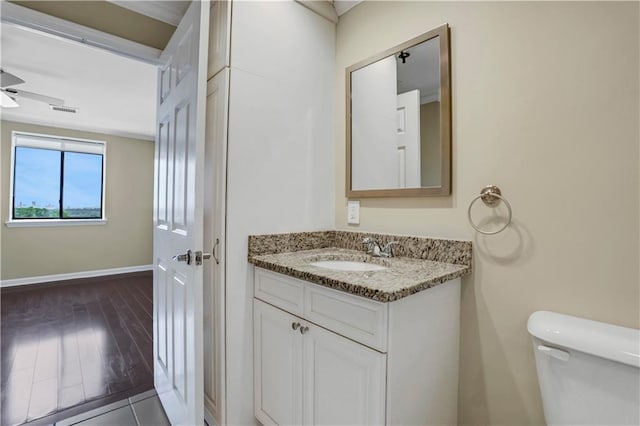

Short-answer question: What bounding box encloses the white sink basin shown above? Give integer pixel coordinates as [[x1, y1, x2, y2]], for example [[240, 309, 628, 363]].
[[310, 260, 387, 272]]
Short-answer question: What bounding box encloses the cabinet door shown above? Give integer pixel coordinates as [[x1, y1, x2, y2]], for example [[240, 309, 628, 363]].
[[203, 68, 229, 424], [207, 0, 231, 79], [303, 324, 387, 425], [254, 299, 303, 425]]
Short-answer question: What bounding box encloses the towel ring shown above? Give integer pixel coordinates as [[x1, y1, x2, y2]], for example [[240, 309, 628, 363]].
[[468, 185, 512, 235]]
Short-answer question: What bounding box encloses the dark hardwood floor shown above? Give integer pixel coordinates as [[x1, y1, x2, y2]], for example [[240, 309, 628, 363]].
[[1, 271, 154, 426]]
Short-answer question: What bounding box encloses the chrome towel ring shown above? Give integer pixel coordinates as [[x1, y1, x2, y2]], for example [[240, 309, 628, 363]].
[[468, 185, 512, 235]]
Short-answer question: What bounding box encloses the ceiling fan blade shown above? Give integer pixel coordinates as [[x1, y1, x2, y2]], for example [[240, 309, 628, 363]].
[[1, 91, 19, 108], [2, 88, 64, 106], [0, 69, 25, 88]]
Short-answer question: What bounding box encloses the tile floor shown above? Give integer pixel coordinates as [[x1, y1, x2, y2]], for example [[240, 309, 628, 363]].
[[55, 389, 169, 426]]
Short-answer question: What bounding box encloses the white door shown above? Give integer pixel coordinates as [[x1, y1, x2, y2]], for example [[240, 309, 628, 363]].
[[350, 55, 398, 190], [303, 323, 387, 425], [153, 1, 210, 424], [396, 89, 421, 188], [254, 300, 304, 426]]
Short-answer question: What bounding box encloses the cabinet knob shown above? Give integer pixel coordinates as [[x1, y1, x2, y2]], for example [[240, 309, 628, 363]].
[[291, 322, 301, 331], [299, 326, 309, 335]]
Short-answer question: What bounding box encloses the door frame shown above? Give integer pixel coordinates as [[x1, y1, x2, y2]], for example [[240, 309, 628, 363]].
[[1, 6, 227, 424]]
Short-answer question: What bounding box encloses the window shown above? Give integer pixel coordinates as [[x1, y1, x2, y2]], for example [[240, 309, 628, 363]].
[[10, 132, 105, 223]]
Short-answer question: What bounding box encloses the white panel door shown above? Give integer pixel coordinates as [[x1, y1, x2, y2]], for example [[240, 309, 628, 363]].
[[303, 323, 387, 426], [153, 1, 210, 424], [396, 90, 421, 188], [254, 300, 303, 426], [203, 68, 229, 425], [350, 55, 398, 190]]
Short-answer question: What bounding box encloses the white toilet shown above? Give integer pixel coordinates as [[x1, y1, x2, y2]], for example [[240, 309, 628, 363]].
[[527, 311, 640, 425]]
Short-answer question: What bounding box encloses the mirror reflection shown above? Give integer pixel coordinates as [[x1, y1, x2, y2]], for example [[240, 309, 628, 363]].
[[347, 24, 450, 197]]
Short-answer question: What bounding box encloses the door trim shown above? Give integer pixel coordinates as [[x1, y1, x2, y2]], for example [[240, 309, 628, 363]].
[[0, 2, 162, 64]]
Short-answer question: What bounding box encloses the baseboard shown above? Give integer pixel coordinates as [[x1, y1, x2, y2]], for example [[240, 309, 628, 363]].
[[0, 264, 153, 288]]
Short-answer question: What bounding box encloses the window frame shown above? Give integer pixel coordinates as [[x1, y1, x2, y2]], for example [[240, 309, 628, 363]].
[[6, 131, 107, 227]]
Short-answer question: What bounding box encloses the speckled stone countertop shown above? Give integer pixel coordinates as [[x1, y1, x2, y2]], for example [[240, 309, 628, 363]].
[[248, 231, 472, 302]]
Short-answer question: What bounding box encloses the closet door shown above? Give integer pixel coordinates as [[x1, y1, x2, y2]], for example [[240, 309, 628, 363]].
[[203, 68, 229, 425]]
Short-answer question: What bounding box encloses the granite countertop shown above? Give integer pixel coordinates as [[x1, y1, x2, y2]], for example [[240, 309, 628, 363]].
[[248, 231, 472, 302]]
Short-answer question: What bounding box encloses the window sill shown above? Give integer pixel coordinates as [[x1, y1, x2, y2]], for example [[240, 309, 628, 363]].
[[5, 219, 107, 228]]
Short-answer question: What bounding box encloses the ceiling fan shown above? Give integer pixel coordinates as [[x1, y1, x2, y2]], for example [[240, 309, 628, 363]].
[[1, 68, 68, 110]]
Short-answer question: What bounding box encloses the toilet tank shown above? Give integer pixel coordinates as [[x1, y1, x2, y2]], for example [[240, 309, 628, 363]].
[[527, 311, 640, 425]]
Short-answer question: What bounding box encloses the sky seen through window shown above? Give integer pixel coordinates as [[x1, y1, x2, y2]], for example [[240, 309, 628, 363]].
[[14, 147, 103, 218]]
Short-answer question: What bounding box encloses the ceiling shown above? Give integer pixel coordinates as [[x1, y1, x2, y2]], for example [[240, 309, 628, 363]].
[[1, 23, 157, 140], [0, 1, 356, 140], [396, 37, 441, 103], [107, 1, 189, 26], [334, 1, 363, 16]]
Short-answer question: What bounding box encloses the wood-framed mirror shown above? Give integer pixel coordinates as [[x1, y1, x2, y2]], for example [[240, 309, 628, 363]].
[[346, 23, 451, 198]]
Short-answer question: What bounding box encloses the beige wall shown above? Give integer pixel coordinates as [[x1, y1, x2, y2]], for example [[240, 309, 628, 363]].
[[420, 101, 441, 187], [336, 2, 639, 425], [1, 121, 154, 280]]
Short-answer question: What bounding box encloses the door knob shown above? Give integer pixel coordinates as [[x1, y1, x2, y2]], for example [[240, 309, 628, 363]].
[[173, 250, 192, 265], [291, 322, 301, 331], [299, 326, 309, 335]]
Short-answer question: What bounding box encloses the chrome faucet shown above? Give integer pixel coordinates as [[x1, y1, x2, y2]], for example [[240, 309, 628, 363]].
[[381, 241, 399, 257], [362, 237, 399, 258], [362, 237, 382, 256]]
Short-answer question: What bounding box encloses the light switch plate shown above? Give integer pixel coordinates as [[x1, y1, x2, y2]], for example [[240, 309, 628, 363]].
[[347, 200, 360, 225]]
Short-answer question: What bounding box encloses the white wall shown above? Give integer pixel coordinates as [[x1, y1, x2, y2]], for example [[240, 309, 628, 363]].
[[335, 2, 639, 424], [225, 2, 336, 424]]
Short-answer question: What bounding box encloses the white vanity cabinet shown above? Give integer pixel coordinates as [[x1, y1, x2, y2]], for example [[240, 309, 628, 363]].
[[253, 267, 462, 426], [254, 299, 386, 426]]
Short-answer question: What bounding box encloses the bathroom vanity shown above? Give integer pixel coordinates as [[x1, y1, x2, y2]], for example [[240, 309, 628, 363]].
[[248, 231, 471, 425]]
